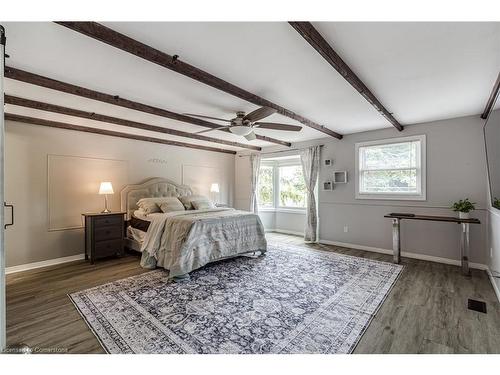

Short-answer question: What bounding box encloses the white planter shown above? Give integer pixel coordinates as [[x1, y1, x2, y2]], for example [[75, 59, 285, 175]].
[[458, 212, 470, 219]]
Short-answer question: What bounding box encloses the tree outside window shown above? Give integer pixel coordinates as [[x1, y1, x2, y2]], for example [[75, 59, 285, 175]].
[[258, 165, 274, 208], [279, 165, 306, 208]]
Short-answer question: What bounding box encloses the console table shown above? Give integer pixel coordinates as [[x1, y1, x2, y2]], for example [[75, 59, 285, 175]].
[[384, 213, 481, 275]]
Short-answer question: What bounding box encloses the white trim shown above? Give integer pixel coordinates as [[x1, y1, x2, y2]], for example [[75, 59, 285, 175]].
[[318, 238, 488, 270], [259, 208, 306, 215], [487, 268, 500, 303], [489, 207, 500, 218], [355, 134, 427, 201], [266, 229, 304, 236], [6, 254, 85, 275]]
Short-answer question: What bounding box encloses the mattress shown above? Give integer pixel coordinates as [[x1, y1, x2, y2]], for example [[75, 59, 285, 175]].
[[127, 225, 146, 243], [125, 225, 147, 252]]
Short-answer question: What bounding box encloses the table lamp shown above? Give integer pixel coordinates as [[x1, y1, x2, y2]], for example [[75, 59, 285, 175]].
[[210, 183, 220, 204], [98, 182, 114, 213]]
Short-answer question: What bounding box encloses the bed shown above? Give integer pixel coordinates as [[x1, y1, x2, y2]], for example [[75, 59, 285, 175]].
[[121, 177, 267, 279]]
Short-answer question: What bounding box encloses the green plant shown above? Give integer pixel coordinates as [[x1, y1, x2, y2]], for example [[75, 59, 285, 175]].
[[451, 198, 476, 213], [494, 197, 500, 209]]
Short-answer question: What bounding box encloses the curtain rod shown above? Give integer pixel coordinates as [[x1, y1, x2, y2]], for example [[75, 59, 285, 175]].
[[237, 144, 324, 157]]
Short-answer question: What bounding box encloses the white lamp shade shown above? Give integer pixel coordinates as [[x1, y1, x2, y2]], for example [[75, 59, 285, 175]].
[[210, 183, 220, 193], [229, 126, 253, 136], [99, 182, 114, 195]]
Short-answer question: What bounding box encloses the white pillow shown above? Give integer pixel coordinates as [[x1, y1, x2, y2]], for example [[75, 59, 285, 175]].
[[133, 209, 149, 221]]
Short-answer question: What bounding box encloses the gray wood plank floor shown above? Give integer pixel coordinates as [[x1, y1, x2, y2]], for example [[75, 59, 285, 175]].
[[6, 232, 500, 354]]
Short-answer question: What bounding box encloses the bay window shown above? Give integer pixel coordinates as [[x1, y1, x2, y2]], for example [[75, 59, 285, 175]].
[[258, 156, 307, 211]]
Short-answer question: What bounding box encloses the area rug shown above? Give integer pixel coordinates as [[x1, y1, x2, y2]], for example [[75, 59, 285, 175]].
[[69, 242, 403, 354]]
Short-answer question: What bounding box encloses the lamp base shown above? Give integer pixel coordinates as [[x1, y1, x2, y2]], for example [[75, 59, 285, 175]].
[[101, 194, 111, 213]]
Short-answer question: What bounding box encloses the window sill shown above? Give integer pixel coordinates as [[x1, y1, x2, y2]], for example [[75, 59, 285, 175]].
[[355, 193, 427, 201], [259, 208, 306, 215]]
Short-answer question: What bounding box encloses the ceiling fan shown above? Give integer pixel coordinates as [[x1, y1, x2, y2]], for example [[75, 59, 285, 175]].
[[184, 106, 302, 141]]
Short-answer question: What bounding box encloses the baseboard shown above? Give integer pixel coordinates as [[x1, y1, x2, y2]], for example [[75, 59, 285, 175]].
[[318, 239, 488, 271], [6, 254, 85, 275], [487, 268, 500, 303], [266, 229, 304, 236]]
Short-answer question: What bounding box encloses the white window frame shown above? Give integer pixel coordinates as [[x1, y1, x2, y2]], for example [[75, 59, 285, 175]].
[[258, 157, 307, 213], [355, 135, 427, 201]]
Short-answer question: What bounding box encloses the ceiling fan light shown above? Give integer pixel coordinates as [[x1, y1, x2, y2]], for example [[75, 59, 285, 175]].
[[229, 126, 253, 136], [244, 131, 257, 141]]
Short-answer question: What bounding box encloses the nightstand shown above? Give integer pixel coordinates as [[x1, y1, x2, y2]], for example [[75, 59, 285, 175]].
[[82, 212, 126, 264]]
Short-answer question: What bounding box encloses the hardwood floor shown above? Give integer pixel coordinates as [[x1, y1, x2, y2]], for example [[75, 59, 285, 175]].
[[6, 232, 500, 354]]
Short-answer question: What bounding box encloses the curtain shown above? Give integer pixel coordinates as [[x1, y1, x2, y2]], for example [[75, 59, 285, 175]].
[[249, 154, 261, 214], [300, 146, 321, 242]]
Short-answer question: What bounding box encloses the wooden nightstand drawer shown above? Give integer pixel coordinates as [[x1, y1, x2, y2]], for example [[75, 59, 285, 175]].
[[94, 225, 122, 241], [94, 239, 123, 257], [83, 212, 126, 264], [94, 215, 123, 227]]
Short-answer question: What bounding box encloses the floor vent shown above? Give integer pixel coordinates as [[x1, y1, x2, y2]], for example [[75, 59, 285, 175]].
[[468, 299, 487, 313]]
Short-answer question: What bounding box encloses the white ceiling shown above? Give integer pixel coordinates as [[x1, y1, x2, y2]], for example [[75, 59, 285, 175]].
[[3, 22, 499, 151]]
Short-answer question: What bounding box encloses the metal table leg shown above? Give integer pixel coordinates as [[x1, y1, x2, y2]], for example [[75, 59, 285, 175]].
[[460, 223, 471, 276], [392, 218, 401, 264]]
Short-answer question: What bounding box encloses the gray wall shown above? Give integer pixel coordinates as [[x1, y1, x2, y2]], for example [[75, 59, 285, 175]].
[[485, 109, 500, 204], [486, 109, 500, 296], [5, 120, 235, 267], [236, 114, 489, 264], [488, 207, 500, 293]]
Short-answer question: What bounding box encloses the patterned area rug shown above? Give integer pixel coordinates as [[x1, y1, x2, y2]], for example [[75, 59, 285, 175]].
[[69, 242, 402, 354]]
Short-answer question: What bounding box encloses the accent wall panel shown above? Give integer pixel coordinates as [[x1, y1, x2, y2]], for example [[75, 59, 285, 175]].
[[47, 155, 129, 231], [182, 164, 223, 199]]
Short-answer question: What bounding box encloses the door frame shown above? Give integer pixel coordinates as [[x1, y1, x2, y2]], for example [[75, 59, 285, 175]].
[[0, 24, 7, 352]]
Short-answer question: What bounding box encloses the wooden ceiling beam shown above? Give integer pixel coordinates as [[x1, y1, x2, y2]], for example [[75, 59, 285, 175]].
[[4, 66, 289, 147], [5, 95, 262, 151], [289, 22, 403, 132], [55, 21, 342, 140], [481, 72, 500, 119], [5, 113, 236, 155]]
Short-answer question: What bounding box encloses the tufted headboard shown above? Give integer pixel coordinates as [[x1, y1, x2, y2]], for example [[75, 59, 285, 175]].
[[120, 177, 193, 219]]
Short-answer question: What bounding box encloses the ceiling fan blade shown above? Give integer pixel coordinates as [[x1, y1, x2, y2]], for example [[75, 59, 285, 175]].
[[254, 122, 302, 132], [243, 106, 277, 122], [196, 126, 231, 134], [183, 113, 232, 123], [244, 131, 257, 141]]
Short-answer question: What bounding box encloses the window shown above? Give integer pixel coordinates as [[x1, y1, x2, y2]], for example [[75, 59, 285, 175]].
[[355, 135, 426, 200], [257, 156, 307, 211]]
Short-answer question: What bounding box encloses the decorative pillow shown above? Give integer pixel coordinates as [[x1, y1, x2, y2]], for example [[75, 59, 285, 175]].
[[159, 198, 185, 213], [137, 199, 161, 215], [191, 199, 215, 210], [137, 197, 185, 214], [179, 195, 211, 210]]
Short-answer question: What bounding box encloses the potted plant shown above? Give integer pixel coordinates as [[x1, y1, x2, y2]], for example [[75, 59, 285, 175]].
[[451, 198, 476, 219], [494, 197, 500, 210]]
